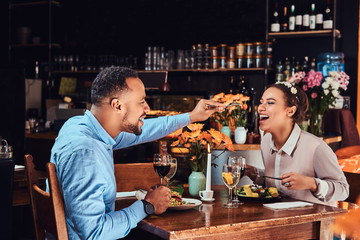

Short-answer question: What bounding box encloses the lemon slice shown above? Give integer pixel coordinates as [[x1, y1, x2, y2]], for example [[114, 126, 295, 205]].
[[222, 172, 233, 185]]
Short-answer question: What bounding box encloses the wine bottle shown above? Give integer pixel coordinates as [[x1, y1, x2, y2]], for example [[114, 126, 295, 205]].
[[302, 56, 309, 73], [302, 5, 310, 31], [275, 60, 285, 82], [316, 3, 324, 30], [309, 58, 317, 71], [310, 4, 316, 30], [295, 5, 302, 31], [289, 5, 296, 31], [283, 57, 291, 80], [271, 2, 280, 32], [281, 6, 288, 32], [323, 0, 333, 29]]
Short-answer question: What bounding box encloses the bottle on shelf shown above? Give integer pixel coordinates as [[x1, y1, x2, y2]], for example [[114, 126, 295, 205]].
[[302, 5, 310, 31], [281, 6, 288, 32], [302, 56, 309, 73], [283, 57, 291, 80], [323, 0, 333, 30], [289, 5, 296, 31], [290, 56, 296, 77], [275, 60, 285, 82], [271, 2, 280, 32], [295, 5, 302, 31], [316, 3, 324, 30], [309, 58, 317, 71], [310, 3, 316, 30]]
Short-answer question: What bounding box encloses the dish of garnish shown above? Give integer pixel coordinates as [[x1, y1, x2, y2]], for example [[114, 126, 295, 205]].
[[236, 184, 281, 202], [168, 191, 202, 210]]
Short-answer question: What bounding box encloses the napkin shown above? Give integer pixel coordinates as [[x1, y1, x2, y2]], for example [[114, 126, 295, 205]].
[[14, 165, 25, 171], [116, 191, 137, 198], [263, 201, 314, 210]]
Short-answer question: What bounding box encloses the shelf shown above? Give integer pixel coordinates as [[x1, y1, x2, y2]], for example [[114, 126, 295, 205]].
[[269, 29, 341, 39], [11, 43, 61, 48], [53, 68, 270, 75], [10, 1, 61, 8]]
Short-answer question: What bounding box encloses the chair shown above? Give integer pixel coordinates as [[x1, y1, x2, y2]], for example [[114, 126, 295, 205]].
[[47, 162, 68, 240], [114, 163, 160, 192], [24, 154, 55, 240], [0, 158, 14, 240], [335, 145, 360, 159]]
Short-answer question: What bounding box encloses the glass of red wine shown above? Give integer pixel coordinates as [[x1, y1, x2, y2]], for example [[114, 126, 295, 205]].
[[227, 156, 246, 205], [153, 153, 171, 185]]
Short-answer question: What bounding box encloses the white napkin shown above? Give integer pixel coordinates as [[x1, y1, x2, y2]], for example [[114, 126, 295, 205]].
[[116, 191, 137, 198], [263, 201, 314, 210]]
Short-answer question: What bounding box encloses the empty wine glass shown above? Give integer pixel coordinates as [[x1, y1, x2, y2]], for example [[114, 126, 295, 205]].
[[165, 157, 177, 184], [153, 153, 171, 185], [228, 156, 246, 205], [222, 164, 241, 208]]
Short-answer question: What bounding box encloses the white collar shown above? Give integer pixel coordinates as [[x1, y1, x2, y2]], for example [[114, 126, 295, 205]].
[[270, 124, 301, 156]]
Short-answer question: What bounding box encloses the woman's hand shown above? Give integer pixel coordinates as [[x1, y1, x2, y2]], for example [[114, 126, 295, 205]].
[[281, 172, 318, 192]]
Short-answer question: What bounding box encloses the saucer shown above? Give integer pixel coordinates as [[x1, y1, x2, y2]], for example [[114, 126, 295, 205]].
[[201, 198, 215, 202]]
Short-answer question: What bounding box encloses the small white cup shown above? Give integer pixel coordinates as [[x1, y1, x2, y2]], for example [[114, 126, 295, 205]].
[[199, 190, 214, 200]]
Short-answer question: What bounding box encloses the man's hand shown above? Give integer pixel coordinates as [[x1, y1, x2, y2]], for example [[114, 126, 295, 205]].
[[188, 99, 226, 123], [144, 185, 171, 215]]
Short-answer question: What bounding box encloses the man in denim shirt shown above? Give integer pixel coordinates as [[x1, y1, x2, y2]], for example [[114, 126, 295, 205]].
[[50, 67, 224, 239]]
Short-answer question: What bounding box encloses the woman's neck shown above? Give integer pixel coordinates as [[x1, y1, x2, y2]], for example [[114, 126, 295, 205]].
[[272, 122, 295, 150]]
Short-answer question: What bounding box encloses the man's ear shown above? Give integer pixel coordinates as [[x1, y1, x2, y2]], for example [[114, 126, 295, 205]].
[[110, 98, 122, 112]]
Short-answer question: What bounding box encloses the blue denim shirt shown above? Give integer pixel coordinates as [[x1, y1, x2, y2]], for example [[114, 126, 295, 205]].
[[50, 110, 190, 239]]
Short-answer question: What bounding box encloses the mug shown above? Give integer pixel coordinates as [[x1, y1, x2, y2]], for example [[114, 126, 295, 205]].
[[199, 190, 214, 200]]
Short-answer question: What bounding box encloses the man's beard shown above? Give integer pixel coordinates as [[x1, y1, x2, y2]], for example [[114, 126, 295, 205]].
[[123, 112, 142, 135]]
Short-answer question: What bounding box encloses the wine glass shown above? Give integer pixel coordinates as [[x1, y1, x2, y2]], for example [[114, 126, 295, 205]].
[[228, 156, 246, 205], [222, 164, 241, 208], [153, 153, 171, 185], [165, 157, 177, 184]]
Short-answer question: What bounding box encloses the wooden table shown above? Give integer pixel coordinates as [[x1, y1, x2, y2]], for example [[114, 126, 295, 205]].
[[116, 186, 346, 240]]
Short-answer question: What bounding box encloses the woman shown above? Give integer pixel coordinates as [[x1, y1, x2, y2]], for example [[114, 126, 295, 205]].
[[249, 82, 349, 206]]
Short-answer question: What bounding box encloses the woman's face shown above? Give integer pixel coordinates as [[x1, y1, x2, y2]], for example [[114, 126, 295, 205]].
[[258, 87, 295, 133]]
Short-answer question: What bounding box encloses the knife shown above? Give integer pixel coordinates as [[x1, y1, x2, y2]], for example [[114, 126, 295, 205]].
[[250, 174, 282, 181], [134, 187, 147, 193], [205, 102, 242, 109]]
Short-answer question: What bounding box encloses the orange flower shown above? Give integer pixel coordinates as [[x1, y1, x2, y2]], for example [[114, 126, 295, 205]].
[[187, 123, 204, 131], [184, 143, 191, 148], [188, 129, 201, 139], [209, 128, 223, 142], [242, 103, 248, 110], [212, 92, 225, 100], [170, 140, 180, 147]]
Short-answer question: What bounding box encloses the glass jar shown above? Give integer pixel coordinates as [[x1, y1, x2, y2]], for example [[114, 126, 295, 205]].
[[227, 46, 235, 60], [219, 57, 227, 69], [253, 42, 264, 55], [236, 56, 245, 68], [235, 43, 245, 57], [218, 44, 227, 57], [227, 59, 235, 69], [211, 57, 218, 69], [245, 55, 254, 68], [266, 54, 272, 68], [210, 46, 218, 58], [254, 54, 263, 68], [244, 43, 254, 56]]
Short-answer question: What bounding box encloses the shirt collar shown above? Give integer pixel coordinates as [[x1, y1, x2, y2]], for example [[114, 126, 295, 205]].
[[85, 110, 116, 146], [269, 124, 301, 156]]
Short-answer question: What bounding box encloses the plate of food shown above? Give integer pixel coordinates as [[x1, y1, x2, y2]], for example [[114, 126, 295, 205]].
[[236, 184, 281, 202], [168, 191, 202, 211]]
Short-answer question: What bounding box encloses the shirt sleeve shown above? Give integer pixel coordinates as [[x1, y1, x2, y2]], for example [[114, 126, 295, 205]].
[[57, 149, 147, 239], [312, 142, 349, 202], [113, 113, 190, 150]]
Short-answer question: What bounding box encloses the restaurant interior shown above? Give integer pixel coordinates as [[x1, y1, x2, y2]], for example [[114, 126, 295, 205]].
[[1, 0, 360, 239]]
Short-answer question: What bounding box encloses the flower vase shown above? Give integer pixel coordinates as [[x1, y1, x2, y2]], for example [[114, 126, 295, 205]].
[[188, 171, 206, 197], [220, 126, 231, 138], [310, 114, 324, 136], [234, 126, 247, 144]]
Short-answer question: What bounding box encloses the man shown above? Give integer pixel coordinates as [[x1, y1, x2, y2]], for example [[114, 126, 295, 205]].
[[50, 66, 224, 239]]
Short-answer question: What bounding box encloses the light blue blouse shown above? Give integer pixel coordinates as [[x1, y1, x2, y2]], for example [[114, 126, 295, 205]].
[[50, 110, 190, 239]]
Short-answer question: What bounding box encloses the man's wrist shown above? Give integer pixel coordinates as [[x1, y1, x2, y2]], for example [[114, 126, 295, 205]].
[[141, 199, 155, 216]]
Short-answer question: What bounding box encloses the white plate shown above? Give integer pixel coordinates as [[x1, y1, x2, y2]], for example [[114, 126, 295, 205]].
[[168, 198, 202, 211]]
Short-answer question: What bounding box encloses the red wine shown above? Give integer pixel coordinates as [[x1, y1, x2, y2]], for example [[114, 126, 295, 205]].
[[240, 167, 246, 178], [154, 164, 171, 178]]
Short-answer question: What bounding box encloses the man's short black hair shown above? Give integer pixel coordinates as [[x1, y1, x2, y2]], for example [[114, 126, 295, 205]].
[[91, 67, 138, 105]]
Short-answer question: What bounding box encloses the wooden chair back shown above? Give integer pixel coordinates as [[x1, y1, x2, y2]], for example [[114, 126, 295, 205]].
[[335, 145, 360, 159], [47, 162, 69, 240], [114, 163, 160, 192], [344, 171, 360, 204], [24, 154, 56, 240]]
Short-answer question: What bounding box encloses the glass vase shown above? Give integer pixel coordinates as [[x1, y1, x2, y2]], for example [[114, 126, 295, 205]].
[[234, 126, 247, 144], [309, 114, 323, 137], [188, 171, 206, 197]]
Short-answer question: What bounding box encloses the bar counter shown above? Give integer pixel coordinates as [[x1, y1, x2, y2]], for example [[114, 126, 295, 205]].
[[115, 186, 345, 240]]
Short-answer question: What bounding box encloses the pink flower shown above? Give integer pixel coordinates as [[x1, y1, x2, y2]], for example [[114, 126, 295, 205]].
[[311, 92, 318, 99], [302, 85, 308, 91]]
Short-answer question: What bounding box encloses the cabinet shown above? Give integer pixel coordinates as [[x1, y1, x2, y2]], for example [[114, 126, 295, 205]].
[[265, 0, 341, 77], [8, 0, 61, 80]]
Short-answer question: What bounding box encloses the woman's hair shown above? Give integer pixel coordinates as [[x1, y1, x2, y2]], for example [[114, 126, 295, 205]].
[[267, 83, 309, 124], [91, 66, 138, 105]]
